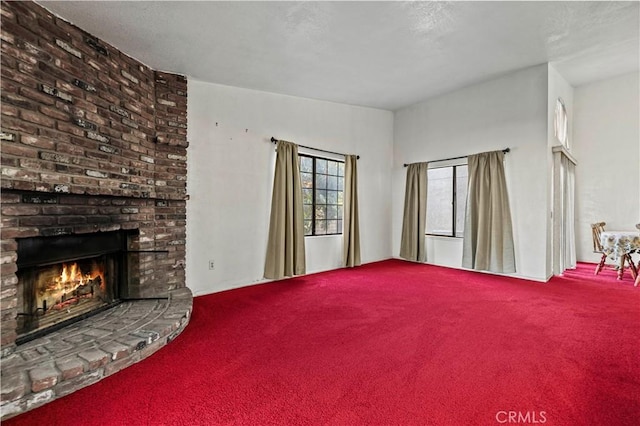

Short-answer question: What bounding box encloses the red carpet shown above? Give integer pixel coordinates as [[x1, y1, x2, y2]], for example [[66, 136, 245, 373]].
[[5, 260, 640, 425]]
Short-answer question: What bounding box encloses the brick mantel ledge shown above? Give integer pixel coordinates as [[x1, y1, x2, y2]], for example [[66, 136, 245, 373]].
[[0, 287, 193, 420]]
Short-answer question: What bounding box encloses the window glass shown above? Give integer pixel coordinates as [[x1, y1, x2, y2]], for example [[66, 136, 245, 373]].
[[299, 154, 344, 236], [316, 159, 327, 174], [426, 164, 468, 237], [302, 188, 313, 206], [316, 174, 327, 190], [327, 205, 338, 219], [327, 190, 337, 204], [327, 161, 337, 175], [554, 98, 568, 147], [301, 172, 313, 188], [300, 156, 313, 173], [426, 167, 453, 235], [327, 176, 338, 190]]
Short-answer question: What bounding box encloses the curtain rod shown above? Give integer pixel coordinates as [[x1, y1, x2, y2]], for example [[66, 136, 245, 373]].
[[271, 137, 360, 160], [403, 148, 510, 167]]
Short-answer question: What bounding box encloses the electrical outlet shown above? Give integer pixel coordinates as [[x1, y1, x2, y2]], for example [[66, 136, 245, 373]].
[[208, 260, 215, 270]]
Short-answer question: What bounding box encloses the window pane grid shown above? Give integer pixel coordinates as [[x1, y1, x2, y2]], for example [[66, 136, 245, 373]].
[[426, 164, 468, 237], [299, 154, 344, 236]]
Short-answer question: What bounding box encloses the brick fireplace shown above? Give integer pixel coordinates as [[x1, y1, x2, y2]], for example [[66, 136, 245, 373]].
[[16, 229, 133, 344], [1, 1, 191, 418]]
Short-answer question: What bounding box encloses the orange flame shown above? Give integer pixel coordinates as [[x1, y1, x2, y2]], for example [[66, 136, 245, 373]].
[[35, 261, 106, 314], [55, 262, 104, 289], [60, 263, 90, 285]]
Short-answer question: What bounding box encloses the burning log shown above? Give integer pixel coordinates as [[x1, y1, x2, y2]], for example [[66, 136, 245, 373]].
[[31, 258, 107, 321]]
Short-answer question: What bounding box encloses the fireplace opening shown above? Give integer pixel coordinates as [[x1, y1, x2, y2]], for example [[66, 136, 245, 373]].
[[16, 230, 135, 345]]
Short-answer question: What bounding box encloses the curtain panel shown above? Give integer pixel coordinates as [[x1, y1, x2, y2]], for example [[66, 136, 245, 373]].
[[462, 151, 516, 273], [560, 155, 577, 271], [343, 155, 361, 267], [399, 162, 428, 262], [264, 140, 306, 279], [551, 146, 577, 274]]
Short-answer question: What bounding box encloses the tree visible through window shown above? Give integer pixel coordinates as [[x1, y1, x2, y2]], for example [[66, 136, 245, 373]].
[[426, 165, 468, 237], [300, 155, 344, 236]]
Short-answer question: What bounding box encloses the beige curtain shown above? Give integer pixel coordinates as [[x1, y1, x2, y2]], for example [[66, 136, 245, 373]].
[[399, 162, 428, 262], [560, 155, 577, 271], [343, 155, 361, 267], [552, 146, 577, 274], [462, 151, 515, 273], [264, 140, 305, 279]]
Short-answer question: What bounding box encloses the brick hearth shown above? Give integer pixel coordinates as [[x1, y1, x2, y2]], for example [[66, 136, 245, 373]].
[[1, 1, 191, 418], [1, 288, 192, 419]]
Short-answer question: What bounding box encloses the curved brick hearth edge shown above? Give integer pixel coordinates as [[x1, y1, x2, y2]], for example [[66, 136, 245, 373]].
[[0, 287, 193, 420]]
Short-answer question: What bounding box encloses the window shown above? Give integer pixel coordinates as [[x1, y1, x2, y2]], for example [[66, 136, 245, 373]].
[[299, 155, 344, 236], [554, 97, 569, 148], [426, 164, 468, 237]]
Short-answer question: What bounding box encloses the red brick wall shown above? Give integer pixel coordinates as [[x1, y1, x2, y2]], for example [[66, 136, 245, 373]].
[[0, 1, 187, 354]]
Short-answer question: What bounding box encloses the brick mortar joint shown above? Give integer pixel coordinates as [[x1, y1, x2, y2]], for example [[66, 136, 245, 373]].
[[1, 1, 189, 359], [0, 189, 187, 203], [0, 289, 192, 419]]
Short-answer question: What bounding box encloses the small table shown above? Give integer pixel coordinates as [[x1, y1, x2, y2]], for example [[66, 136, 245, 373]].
[[600, 231, 640, 281]]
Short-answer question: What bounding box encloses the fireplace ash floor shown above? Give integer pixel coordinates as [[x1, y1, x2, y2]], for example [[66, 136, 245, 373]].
[[0, 287, 192, 420]]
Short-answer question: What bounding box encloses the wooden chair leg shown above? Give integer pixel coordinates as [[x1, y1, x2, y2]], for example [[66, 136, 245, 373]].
[[595, 253, 606, 275], [626, 254, 638, 280], [617, 260, 624, 280]]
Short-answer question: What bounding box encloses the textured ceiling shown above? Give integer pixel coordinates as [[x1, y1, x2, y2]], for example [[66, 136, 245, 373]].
[[38, 1, 639, 111]]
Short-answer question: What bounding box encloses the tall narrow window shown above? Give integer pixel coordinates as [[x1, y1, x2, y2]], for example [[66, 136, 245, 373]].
[[299, 155, 344, 236], [426, 164, 468, 237], [554, 97, 569, 148]]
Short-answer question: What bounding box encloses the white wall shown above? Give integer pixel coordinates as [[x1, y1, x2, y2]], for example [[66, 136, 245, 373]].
[[393, 64, 550, 281], [186, 80, 394, 296], [573, 72, 640, 262], [185, 67, 637, 293]]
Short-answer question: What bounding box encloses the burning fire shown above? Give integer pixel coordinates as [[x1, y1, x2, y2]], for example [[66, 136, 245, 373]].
[[56, 263, 97, 288], [37, 261, 105, 312]]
